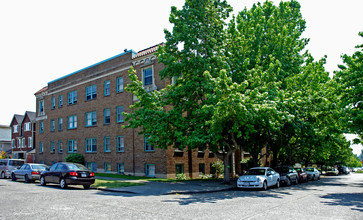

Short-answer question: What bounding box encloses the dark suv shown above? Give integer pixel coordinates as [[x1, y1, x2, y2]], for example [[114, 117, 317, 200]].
[[274, 166, 299, 186]]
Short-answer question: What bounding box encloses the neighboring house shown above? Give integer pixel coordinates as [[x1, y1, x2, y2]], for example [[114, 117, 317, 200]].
[[34, 44, 220, 179], [0, 125, 12, 156], [9, 112, 36, 162]]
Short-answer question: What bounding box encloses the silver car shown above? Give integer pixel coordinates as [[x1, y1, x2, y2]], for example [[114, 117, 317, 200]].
[[305, 167, 320, 180], [11, 163, 48, 183], [237, 167, 280, 190]]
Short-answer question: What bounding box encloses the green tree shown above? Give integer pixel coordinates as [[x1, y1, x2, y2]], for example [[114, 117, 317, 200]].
[[65, 153, 85, 165]]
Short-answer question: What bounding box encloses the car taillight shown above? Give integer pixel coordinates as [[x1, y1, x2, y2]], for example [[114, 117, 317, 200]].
[[69, 172, 78, 176], [89, 172, 94, 177], [31, 171, 39, 175]]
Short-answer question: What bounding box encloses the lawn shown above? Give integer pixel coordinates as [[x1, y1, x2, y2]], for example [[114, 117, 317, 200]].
[[94, 173, 179, 182], [91, 179, 146, 188]]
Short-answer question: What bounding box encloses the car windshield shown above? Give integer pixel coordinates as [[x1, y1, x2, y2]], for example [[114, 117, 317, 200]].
[[306, 168, 314, 171], [9, 160, 24, 166], [275, 167, 289, 173], [31, 165, 47, 170], [66, 163, 88, 171], [246, 169, 266, 175], [295, 168, 302, 172]]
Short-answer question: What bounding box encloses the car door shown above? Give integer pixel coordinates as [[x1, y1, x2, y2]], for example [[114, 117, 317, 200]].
[[266, 169, 274, 186], [53, 164, 67, 183], [46, 164, 58, 183], [16, 164, 27, 179]]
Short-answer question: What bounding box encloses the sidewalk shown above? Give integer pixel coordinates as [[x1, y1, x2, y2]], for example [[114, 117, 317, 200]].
[[94, 176, 237, 195]]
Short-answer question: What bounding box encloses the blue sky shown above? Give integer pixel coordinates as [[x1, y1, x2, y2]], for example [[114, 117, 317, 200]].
[[0, 0, 362, 154]]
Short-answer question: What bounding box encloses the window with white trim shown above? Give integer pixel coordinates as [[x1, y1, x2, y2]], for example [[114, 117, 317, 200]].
[[86, 85, 97, 101], [117, 136, 124, 152], [85, 111, 97, 127]]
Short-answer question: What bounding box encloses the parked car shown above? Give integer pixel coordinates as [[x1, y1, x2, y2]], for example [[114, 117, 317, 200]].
[[274, 166, 299, 186], [325, 167, 339, 176], [11, 163, 49, 183], [40, 162, 95, 189], [0, 159, 25, 179], [294, 167, 308, 183], [305, 167, 320, 180], [237, 167, 280, 190], [338, 166, 350, 175]]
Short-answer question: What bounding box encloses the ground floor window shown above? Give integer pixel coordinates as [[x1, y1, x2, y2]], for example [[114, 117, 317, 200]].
[[176, 164, 184, 174], [199, 163, 205, 176], [117, 163, 124, 174], [105, 163, 111, 172], [145, 164, 155, 177], [86, 162, 97, 172]]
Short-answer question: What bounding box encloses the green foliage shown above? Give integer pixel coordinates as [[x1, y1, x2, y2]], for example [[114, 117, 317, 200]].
[[176, 173, 187, 181], [65, 153, 85, 165], [211, 161, 224, 178], [0, 151, 10, 159]]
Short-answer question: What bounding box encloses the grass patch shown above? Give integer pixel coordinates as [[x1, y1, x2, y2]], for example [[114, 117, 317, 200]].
[[94, 173, 178, 182], [355, 171, 363, 173], [91, 179, 146, 188]]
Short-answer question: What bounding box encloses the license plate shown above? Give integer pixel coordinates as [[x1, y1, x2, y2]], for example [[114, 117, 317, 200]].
[[81, 174, 87, 177]]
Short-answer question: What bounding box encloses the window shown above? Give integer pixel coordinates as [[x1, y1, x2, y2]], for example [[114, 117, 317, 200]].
[[104, 137, 110, 152], [145, 164, 155, 177], [58, 141, 63, 153], [50, 141, 54, 153], [117, 77, 123, 93], [28, 137, 32, 148], [145, 137, 154, 152], [117, 136, 124, 152], [59, 95, 63, 107], [68, 90, 77, 105], [85, 138, 97, 153], [24, 122, 31, 131], [104, 108, 110, 124], [198, 146, 204, 152], [175, 141, 183, 152], [21, 138, 25, 148], [51, 97, 56, 109], [58, 118, 63, 131], [176, 164, 184, 175], [104, 80, 110, 96], [50, 120, 55, 132], [67, 140, 77, 153], [39, 100, 44, 113], [117, 163, 124, 174], [85, 111, 97, 127], [13, 125, 18, 133], [67, 115, 77, 129], [86, 162, 97, 172], [11, 139, 15, 148], [39, 142, 43, 153], [199, 163, 205, 176], [143, 68, 153, 86], [210, 163, 216, 175], [105, 163, 111, 172], [86, 85, 97, 101], [39, 121, 44, 133], [18, 139, 21, 148], [117, 106, 124, 123]]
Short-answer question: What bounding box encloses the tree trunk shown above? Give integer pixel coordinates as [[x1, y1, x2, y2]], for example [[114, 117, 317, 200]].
[[231, 151, 236, 178]]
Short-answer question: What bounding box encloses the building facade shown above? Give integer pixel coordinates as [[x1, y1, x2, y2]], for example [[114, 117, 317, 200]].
[[0, 125, 12, 157], [34, 44, 218, 179]]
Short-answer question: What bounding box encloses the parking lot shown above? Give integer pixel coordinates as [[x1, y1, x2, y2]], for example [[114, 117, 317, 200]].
[[1, 173, 363, 219]]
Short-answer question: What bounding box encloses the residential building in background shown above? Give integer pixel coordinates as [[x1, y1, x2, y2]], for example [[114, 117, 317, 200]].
[[34, 44, 218, 179], [0, 125, 12, 157]]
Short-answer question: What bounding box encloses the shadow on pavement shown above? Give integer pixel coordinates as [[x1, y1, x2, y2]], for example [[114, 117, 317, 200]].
[[321, 192, 363, 212]]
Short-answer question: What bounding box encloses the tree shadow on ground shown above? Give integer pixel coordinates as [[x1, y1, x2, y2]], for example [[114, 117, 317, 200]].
[[321, 192, 363, 212]]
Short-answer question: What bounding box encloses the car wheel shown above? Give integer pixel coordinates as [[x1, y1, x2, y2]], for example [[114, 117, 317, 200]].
[[0, 172, 5, 179], [60, 178, 67, 189], [262, 181, 268, 190], [286, 178, 291, 186], [24, 175, 30, 183], [313, 175, 316, 181], [40, 176, 46, 186], [11, 173, 16, 181], [276, 179, 280, 188], [83, 185, 90, 189], [294, 177, 299, 185]]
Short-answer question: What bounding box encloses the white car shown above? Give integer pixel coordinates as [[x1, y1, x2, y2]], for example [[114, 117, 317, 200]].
[[305, 167, 320, 180], [237, 167, 280, 190]]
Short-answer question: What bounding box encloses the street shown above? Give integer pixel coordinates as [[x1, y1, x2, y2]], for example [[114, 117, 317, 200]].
[[1, 173, 362, 220]]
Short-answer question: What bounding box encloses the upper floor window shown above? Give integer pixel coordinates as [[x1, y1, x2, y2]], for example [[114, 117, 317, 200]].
[[39, 100, 44, 114], [24, 122, 31, 131], [39, 121, 44, 133], [117, 77, 123, 93], [68, 91, 77, 105], [145, 137, 154, 152], [68, 139, 77, 153], [50, 120, 55, 132], [58, 140, 63, 153], [13, 125, 19, 133], [59, 95, 63, 108], [117, 136, 124, 152], [86, 85, 97, 101], [67, 115, 77, 129], [11, 139, 15, 148], [50, 141, 54, 153], [104, 80, 110, 96], [85, 138, 97, 153], [21, 138, 25, 148], [51, 97, 56, 109], [143, 68, 153, 86], [104, 108, 110, 124], [39, 142, 43, 153], [117, 106, 124, 123], [28, 137, 32, 148], [104, 137, 111, 152], [58, 118, 63, 131], [85, 111, 97, 127]]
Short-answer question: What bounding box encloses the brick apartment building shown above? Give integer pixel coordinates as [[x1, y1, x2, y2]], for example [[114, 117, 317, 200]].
[[9, 111, 36, 162], [34, 44, 218, 178]]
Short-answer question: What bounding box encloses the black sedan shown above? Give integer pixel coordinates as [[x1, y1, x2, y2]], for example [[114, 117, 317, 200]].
[[40, 162, 95, 189]]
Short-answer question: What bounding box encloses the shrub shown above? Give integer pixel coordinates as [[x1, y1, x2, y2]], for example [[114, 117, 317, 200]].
[[212, 161, 224, 178], [65, 153, 85, 164], [176, 173, 187, 180]]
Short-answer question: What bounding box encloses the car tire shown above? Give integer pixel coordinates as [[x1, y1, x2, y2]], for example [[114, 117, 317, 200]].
[[83, 185, 90, 189], [286, 178, 291, 186], [294, 177, 299, 185], [275, 179, 280, 188], [0, 172, 5, 179], [24, 175, 30, 183], [60, 178, 67, 189], [11, 173, 16, 181], [262, 181, 268, 190], [40, 176, 46, 186]]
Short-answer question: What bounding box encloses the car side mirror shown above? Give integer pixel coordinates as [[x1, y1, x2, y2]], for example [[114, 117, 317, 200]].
[[46, 168, 50, 171]]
